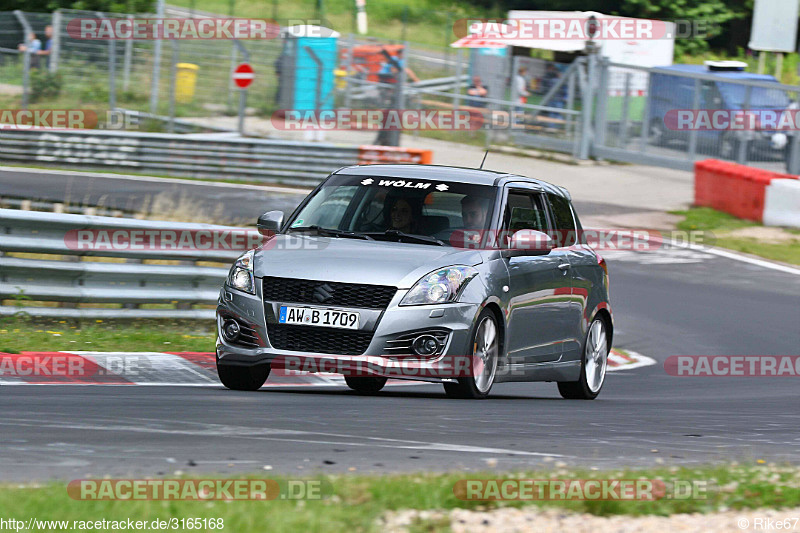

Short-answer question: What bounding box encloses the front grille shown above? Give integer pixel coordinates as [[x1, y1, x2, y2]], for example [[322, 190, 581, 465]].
[[267, 324, 374, 355], [262, 277, 397, 309]]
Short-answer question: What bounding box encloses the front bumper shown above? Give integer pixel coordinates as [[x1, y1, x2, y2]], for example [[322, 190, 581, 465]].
[[216, 284, 480, 381]]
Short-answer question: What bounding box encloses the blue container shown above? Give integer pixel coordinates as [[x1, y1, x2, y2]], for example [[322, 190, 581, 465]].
[[283, 26, 340, 111]]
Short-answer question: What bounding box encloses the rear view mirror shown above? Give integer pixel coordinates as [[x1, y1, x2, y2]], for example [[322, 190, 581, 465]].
[[257, 211, 284, 236], [502, 229, 554, 258]]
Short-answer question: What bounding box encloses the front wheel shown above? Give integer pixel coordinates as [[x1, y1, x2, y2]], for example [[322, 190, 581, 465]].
[[443, 309, 499, 399], [558, 317, 609, 400], [345, 376, 387, 394], [217, 363, 270, 391]]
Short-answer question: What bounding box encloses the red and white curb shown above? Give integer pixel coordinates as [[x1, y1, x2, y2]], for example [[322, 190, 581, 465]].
[[0, 349, 654, 386], [607, 348, 656, 371]]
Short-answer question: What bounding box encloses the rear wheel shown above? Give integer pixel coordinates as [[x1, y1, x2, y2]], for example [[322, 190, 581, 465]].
[[217, 363, 270, 391], [558, 317, 608, 400], [443, 309, 499, 399], [344, 376, 387, 394]]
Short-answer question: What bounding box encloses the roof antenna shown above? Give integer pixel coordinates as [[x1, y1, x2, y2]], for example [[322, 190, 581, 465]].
[[479, 150, 489, 169]]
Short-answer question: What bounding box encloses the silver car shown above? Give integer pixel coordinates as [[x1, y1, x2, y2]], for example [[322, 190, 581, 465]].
[[216, 164, 612, 399]]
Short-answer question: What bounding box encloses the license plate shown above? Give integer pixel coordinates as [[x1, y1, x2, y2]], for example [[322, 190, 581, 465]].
[[279, 306, 360, 330]]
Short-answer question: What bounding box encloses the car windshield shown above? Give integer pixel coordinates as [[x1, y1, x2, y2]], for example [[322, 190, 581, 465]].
[[286, 174, 497, 245], [717, 82, 790, 108]]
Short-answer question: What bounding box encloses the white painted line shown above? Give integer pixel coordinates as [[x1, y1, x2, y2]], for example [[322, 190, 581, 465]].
[[0, 166, 311, 195]]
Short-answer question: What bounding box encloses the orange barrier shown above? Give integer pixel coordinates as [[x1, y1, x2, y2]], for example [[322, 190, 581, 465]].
[[358, 145, 433, 165], [694, 159, 797, 222], [339, 44, 405, 83]]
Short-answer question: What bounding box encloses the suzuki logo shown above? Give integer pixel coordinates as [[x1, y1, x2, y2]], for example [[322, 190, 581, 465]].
[[313, 283, 334, 303]]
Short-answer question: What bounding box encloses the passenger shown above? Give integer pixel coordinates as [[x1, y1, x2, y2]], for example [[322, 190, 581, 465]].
[[385, 196, 422, 234]]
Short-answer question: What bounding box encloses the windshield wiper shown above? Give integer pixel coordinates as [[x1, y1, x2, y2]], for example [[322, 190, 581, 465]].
[[365, 229, 445, 246], [289, 225, 373, 240]]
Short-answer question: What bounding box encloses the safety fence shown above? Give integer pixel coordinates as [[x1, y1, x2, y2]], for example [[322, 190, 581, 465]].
[[0, 129, 431, 185], [0, 208, 243, 320]]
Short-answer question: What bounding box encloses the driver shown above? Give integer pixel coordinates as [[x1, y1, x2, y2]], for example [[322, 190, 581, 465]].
[[461, 195, 491, 230]]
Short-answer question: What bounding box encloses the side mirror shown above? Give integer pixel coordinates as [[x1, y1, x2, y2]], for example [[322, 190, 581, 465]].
[[502, 229, 554, 258], [257, 210, 284, 236]]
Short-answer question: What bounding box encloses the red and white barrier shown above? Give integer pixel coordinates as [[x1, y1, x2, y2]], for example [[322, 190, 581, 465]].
[[764, 178, 800, 228], [694, 159, 800, 228]]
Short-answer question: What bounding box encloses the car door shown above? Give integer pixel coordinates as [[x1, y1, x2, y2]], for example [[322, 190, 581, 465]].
[[502, 187, 573, 366], [546, 192, 586, 363]]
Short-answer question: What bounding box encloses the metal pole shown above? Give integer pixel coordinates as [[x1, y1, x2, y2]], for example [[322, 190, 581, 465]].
[[687, 77, 700, 160], [639, 70, 653, 153], [13, 11, 31, 110], [618, 73, 631, 148], [343, 33, 354, 110], [577, 58, 593, 160], [757, 51, 766, 74], [453, 48, 462, 110], [96, 13, 117, 111], [149, 0, 165, 113], [232, 40, 250, 136], [168, 40, 178, 133], [50, 10, 61, 73], [123, 15, 133, 92], [228, 44, 238, 111], [594, 57, 609, 148], [775, 52, 784, 82], [736, 86, 751, 164], [788, 92, 800, 174]]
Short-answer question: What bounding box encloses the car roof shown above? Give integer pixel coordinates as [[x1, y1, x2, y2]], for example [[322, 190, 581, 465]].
[[333, 164, 570, 198], [652, 64, 780, 82]]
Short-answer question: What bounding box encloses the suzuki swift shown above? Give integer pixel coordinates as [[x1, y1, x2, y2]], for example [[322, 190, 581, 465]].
[[216, 164, 612, 399]]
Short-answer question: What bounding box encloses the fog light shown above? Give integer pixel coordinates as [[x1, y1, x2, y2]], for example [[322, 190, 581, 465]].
[[412, 334, 440, 356], [222, 319, 241, 342]]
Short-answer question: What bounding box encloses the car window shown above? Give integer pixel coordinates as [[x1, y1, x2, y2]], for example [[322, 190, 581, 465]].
[[500, 191, 548, 247], [548, 193, 577, 246], [286, 174, 497, 244]]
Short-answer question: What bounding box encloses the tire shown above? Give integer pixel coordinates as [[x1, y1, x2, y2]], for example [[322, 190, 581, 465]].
[[720, 132, 743, 160], [217, 363, 270, 391], [443, 309, 499, 399], [558, 317, 609, 400], [345, 376, 387, 394]]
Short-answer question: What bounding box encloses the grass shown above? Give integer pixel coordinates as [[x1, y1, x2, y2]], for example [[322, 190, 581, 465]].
[[1, 464, 799, 532], [0, 317, 215, 353], [671, 207, 800, 265]]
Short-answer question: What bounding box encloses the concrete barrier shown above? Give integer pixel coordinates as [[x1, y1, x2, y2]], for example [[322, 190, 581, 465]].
[[764, 178, 800, 228]]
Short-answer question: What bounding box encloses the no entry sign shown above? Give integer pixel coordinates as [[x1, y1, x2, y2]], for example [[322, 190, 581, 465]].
[[233, 63, 254, 89]]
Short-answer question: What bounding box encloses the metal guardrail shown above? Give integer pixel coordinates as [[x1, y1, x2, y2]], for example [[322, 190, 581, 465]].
[[0, 208, 244, 320], [0, 129, 363, 186]]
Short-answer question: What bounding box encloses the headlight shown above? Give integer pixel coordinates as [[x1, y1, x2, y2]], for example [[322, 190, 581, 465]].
[[400, 266, 478, 306], [227, 250, 255, 294]]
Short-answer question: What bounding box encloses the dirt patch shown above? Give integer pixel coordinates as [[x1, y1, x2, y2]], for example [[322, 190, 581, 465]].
[[384, 506, 800, 533], [0, 83, 23, 96], [725, 226, 799, 244]]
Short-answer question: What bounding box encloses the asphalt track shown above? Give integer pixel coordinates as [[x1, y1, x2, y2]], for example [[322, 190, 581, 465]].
[[1, 168, 799, 481]]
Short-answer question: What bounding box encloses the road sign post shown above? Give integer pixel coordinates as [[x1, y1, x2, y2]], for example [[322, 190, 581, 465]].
[[233, 63, 254, 136]]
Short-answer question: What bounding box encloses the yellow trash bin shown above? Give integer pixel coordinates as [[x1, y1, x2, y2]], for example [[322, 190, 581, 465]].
[[175, 63, 199, 104]]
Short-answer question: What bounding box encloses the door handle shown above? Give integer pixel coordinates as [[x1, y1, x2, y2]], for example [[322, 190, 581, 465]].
[[558, 263, 571, 271]]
